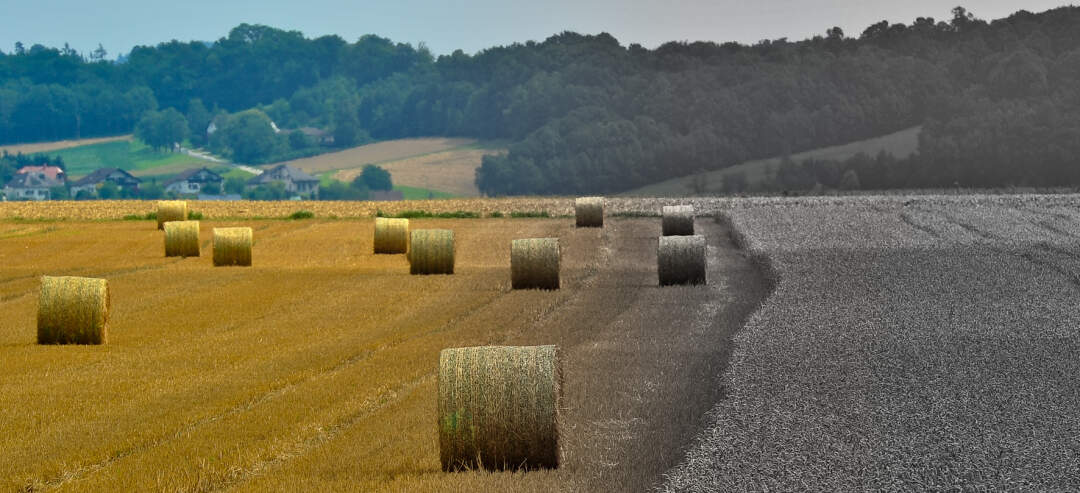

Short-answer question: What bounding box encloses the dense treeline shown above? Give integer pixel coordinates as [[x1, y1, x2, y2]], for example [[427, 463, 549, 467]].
[[4, 7, 1080, 193]]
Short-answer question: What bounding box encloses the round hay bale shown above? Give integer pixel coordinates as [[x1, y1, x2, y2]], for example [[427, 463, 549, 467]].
[[156, 200, 188, 230], [410, 229, 454, 275], [213, 227, 253, 267], [373, 217, 409, 254], [37, 276, 109, 345], [662, 205, 695, 236], [575, 197, 604, 228], [511, 238, 560, 290], [657, 235, 707, 286], [438, 345, 561, 471], [164, 220, 200, 258]]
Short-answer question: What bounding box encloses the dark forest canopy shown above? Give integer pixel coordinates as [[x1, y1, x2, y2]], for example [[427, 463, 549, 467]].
[[3, 7, 1080, 194]]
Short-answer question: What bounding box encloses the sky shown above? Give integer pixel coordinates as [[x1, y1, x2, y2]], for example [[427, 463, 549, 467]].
[[0, 0, 1074, 58]]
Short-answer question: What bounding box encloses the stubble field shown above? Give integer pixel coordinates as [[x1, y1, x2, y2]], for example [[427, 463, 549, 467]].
[[0, 202, 768, 492]]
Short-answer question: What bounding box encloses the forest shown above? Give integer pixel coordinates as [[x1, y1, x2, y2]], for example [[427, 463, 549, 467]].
[[2, 6, 1080, 194]]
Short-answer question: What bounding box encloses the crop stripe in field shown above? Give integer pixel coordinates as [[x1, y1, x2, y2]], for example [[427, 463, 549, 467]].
[[0, 258, 188, 311], [199, 375, 431, 492]]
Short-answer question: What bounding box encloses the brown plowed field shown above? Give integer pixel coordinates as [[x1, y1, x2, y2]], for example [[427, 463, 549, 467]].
[[333, 147, 500, 197], [0, 215, 768, 491], [0, 135, 132, 156], [274, 138, 476, 175]]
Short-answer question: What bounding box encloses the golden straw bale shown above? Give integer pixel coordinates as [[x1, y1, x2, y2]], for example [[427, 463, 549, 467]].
[[164, 220, 200, 257], [658, 235, 707, 286], [156, 200, 188, 230], [409, 229, 454, 275], [373, 217, 409, 254], [575, 197, 604, 227], [212, 227, 253, 267], [661, 205, 695, 236], [511, 238, 560, 290], [438, 345, 562, 471], [37, 276, 110, 345]]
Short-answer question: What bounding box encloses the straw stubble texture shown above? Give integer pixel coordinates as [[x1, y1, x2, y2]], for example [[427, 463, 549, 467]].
[[373, 217, 409, 254], [213, 227, 253, 267], [37, 276, 110, 345], [410, 229, 454, 274], [575, 197, 604, 227], [662, 205, 695, 236], [438, 345, 562, 471], [511, 238, 560, 290], [164, 220, 200, 257], [156, 200, 188, 230], [658, 235, 707, 286]]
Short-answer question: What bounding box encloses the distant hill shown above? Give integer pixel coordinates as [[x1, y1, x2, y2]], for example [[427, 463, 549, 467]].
[[627, 127, 920, 196], [5, 7, 1080, 193]]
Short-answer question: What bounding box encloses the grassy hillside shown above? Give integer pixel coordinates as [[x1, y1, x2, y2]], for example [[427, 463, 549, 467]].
[[626, 126, 921, 196], [48, 140, 215, 179]]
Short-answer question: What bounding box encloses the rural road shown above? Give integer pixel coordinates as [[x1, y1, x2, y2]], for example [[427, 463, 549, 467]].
[[182, 147, 263, 175], [662, 196, 1080, 491]]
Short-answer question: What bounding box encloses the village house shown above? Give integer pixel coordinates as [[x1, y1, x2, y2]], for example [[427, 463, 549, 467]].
[[163, 167, 223, 195], [69, 168, 141, 197], [246, 164, 320, 198], [16, 165, 66, 183], [3, 172, 63, 201]]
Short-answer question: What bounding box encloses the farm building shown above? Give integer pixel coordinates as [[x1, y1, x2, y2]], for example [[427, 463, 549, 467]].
[[16, 165, 66, 183], [246, 164, 320, 199], [3, 172, 63, 200], [69, 168, 141, 197], [286, 127, 335, 146], [164, 167, 223, 195]]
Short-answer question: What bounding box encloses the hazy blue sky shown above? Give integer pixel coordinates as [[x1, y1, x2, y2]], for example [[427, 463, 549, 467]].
[[0, 1, 1073, 58]]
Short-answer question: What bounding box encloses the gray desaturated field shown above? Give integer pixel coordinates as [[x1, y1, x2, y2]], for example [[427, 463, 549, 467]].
[[661, 194, 1080, 491]]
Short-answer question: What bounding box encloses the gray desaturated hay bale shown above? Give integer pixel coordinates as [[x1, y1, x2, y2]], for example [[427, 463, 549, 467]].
[[438, 345, 562, 471], [511, 238, 560, 290], [164, 220, 200, 257], [410, 229, 454, 275], [662, 205, 695, 236], [156, 200, 188, 230], [575, 197, 604, 228], [658, 235, 707, 286], [37, 276, 110, 345], [373, 217, 409, 254], [213, 227, 253, 267]]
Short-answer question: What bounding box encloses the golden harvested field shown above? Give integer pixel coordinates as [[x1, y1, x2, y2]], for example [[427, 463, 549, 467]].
[[334, 147, 504, 197], [274, 137, 477, 175], [0, 135, 132, 155], [0, 204, 769, 492]]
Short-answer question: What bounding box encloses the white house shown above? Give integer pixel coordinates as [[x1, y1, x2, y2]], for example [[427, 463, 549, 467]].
[[164, 167, 224, 195], [4, 172, 63, 201]]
